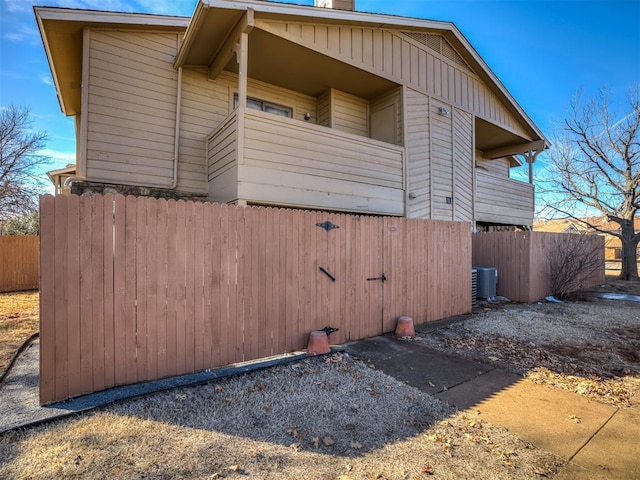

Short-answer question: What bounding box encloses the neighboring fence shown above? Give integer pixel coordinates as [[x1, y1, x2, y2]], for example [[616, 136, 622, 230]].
[[472, 231, 605, 303], [40, 194, 471, 404], [0, 235, 39, 292]]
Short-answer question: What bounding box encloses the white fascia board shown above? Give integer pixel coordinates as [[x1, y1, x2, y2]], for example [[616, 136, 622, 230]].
[[33, 6, 189, 27]]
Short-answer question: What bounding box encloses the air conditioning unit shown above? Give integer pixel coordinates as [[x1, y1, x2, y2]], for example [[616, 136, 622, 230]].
[[471, 268, 478, 306], [474, 266, 497, 299]]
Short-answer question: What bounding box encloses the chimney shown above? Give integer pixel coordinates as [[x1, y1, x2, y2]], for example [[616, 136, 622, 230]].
[[314, 0, 356, 11]]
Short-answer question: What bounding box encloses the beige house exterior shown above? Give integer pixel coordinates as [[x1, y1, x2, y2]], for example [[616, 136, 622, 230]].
[[36, 0, 548, 229]]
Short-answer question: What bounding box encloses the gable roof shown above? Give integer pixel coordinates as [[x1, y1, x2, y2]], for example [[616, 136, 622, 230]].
[[35, 0, 548, 148], [176, 0, 547, 145]]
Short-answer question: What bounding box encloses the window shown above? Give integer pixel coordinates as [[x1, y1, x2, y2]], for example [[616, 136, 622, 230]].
[[233, 94, 292, 118]]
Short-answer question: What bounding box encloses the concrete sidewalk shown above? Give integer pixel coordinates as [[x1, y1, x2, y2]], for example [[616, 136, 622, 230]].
[[348, 335, 639, 479]]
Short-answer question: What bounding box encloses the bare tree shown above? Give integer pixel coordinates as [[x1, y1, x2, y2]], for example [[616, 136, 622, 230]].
[[0, 105, 49, 223], [541, 86, 639, 280], [548, 233, 604, 299]]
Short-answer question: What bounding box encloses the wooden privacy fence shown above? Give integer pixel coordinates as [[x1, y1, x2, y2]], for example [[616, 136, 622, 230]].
[[473, 231, 605, 303], [40, 194, 471, 404], [0, 235, 39, 292]]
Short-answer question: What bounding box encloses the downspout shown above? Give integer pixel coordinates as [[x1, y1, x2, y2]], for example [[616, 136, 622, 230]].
[[169, 66, 183, 189]]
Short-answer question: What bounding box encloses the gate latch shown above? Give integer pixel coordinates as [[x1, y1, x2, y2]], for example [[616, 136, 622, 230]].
[[367, 273, 387, 282]]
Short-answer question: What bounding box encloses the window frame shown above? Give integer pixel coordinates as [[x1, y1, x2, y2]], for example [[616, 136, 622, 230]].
[[233, 93, 293, 119]]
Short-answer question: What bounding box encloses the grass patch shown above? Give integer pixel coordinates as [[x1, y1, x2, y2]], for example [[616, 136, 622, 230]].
[[0, 355, 562, 479], [0, 291, 39, 375]]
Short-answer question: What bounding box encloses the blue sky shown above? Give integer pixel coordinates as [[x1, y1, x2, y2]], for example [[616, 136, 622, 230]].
[[1, 0, 639, 193]]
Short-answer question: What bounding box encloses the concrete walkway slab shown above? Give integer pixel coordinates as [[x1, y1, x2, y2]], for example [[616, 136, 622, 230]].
[[473, 378, 617, 460], [347, 336, 493, 395], [555, 406, 640, 480], [435, 368, 522, 410]]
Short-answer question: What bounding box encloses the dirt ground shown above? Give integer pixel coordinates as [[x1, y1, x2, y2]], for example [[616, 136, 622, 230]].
[[0, 291, 39, 375], [1, 280, 639, 479]]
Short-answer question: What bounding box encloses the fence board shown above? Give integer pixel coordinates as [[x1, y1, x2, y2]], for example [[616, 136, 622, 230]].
[[473, 231, 605, 302], [0, 236, 39, 292], [39, 197, 55, 403], [39, 194, 473, 404]]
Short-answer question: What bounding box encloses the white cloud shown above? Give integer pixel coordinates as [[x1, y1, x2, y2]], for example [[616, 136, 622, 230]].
[[40, 74, 53, 86], [39, 148, 76, 165], [2, 0, 33, 14], [3, 24, 40, 46]]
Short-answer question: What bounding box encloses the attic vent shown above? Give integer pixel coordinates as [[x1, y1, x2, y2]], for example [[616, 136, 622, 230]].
[[402, 32, 472, 72]]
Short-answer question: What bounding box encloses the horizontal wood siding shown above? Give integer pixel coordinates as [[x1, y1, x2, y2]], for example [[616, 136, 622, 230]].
[[206, 111, 238, 203], [259, 20, 531, 139], [453, 108, 473, 222], [241, 109, 404, 214], [39, 194, 470, 403], [370, 87, 403, 146], [331, 89, 369, 137], [86, 28, 320, 194], [318, 90, 331, 127], [86, 30, 183, 189], [0, 236, 39, 292], [430, 98, 454, 221], [476, 150, 510, 176], [475, 170, 534, 226], [473, 231, 604, 302], [405, 88, 430, 218]]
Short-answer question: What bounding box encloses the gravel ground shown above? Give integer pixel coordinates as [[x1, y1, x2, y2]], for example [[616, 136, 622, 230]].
[[415, 289, 640, 407]]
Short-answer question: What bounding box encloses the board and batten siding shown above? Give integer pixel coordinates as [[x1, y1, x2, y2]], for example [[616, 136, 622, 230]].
[[240, 109, 404, 215], [257, 20, 531, 140]]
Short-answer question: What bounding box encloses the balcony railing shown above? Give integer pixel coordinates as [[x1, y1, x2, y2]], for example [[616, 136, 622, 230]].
[[475, 170, 534, 226]]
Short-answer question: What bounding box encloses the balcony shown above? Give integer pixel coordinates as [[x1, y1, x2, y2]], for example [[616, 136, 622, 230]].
[[475, 170, 534, 226], [207, 109, 405, 215]]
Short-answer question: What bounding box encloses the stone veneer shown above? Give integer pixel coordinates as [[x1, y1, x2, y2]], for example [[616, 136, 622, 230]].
[[70, 181, 208, 202]]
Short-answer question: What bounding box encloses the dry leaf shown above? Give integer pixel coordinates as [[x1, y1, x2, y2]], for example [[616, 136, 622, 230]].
[[228, 464, 240, 472], [350, 441, 362, 450], [337, 476, 353, 480], [345, 423, 355, 430], [421, 464, 435, 475], [290, 442, 301, 451], [215, 385, 224, 392], [263, 404, 271, 412], [322, 436, 335, 447], [569, 415, 581, 424], [288, 428, 301, 439]]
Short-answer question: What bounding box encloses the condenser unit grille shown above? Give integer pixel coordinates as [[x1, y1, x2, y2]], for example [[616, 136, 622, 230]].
[[474, 267, 497, 299], [471, 268, 477, 306]]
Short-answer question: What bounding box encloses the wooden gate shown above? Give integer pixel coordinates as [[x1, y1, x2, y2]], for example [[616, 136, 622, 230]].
[[39, 194, 471, 404]]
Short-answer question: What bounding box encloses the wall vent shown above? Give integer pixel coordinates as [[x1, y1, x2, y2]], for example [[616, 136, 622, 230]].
[[402, 32, 472, 72]]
